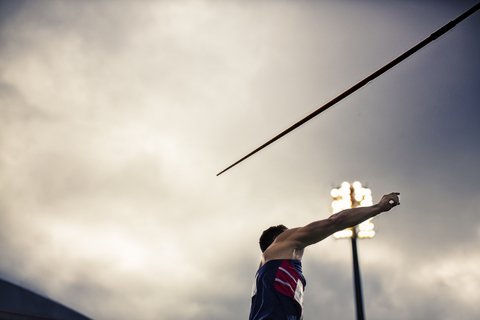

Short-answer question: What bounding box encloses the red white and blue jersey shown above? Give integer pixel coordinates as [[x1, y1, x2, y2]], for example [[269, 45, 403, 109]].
[[249, 259, 307, 320]]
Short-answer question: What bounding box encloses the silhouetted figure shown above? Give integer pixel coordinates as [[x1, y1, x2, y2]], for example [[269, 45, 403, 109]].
[[249, 192, 400, 320]]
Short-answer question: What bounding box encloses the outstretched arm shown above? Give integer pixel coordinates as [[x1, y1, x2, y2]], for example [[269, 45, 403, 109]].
[[285, 192, 400, 249]]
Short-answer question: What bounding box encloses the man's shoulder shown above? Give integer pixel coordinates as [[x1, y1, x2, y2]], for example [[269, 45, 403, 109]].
[[276, 227, 301, 241], [262, 229, 304, 264]]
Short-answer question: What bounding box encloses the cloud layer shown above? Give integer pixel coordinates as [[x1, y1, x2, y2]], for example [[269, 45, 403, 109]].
[[1, 1, 479, 319]]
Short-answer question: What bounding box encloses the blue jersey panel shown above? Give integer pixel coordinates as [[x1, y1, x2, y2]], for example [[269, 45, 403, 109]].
[[249, 260, 307, 320]]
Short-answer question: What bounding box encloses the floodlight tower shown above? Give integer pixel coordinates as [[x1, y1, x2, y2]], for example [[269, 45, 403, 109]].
[[331, 181, 374, 320]]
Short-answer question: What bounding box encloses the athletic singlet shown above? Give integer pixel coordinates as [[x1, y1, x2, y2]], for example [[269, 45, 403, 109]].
[[249, 259, 307, 320]]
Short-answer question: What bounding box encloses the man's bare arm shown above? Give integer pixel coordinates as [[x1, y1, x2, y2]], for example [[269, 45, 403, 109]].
[[287, 192, 400, 249]]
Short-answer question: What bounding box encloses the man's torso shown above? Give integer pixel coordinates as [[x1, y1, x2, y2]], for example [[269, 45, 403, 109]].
[[249, 259, 307, 320]]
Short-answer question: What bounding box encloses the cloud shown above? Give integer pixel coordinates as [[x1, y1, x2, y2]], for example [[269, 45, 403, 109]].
[[0, 1, 479, 320]]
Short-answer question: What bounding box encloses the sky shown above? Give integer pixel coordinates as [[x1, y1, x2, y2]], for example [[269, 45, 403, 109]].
[[0, 0, 479, 319]]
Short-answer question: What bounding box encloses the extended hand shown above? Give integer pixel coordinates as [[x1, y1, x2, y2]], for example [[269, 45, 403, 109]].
[[378, 192, 400, 212]]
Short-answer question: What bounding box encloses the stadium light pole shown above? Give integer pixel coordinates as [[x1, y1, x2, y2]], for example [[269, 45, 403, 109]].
[[331, 181, 375, 320]]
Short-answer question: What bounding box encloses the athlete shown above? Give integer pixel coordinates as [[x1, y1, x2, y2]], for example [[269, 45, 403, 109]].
[[249, 192, 400, 320]]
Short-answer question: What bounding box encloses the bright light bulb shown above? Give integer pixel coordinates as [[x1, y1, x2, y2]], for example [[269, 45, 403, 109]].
[[331, 189, 339, 198], [359, 220, 374, 231], [352, 181, 362, 190], [340, 187, 350, 197], [343, 199, 352, 208], [332, 200, 342, 213], [355, 188, 365, 196], [358, 230, 376, 238], [334, 229, 353, 239], [341, 181, 350, 189], [360, 199, 373, 206]]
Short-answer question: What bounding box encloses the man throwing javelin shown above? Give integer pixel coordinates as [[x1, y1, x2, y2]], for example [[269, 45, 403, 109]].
[[249, 192, 400, 320]]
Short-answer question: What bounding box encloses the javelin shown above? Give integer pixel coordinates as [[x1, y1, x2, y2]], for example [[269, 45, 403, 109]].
[[216, 2, 480, 176]]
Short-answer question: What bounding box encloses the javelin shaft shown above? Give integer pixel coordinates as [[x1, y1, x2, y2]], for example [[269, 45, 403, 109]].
[[217, 2, 480, 176]]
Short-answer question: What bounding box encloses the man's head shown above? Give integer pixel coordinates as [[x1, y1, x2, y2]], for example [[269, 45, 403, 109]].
[[259, 224, 288, 252]]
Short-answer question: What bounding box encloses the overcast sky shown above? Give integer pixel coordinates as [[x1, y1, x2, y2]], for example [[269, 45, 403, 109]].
[[1, 1, 479, 319]]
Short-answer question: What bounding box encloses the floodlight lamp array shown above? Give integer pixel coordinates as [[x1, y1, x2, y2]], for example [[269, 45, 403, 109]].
[[331, 181, 375, 239]]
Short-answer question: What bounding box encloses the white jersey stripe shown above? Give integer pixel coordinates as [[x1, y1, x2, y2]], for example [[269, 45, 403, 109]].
[[278, 267, 297, 282], [274, 278, 295, 294]]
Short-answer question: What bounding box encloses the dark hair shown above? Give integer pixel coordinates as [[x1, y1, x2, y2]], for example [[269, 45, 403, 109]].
[[259, 225, 288, 252]]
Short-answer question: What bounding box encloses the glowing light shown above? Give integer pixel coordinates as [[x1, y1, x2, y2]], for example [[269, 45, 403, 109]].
[[341, 181, 350, 189], [352, 181, 362, 190], [358, 230, 375, 238], [331, 189, 339, 198], [334, 228, 354, 239], [359, 219, 374, 231], [331, 182, 376, 239], [355, 188, 365, 196], [360, 199, 373, 207], [339, 187, 350, 197], [332, 200, 343, 213]]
